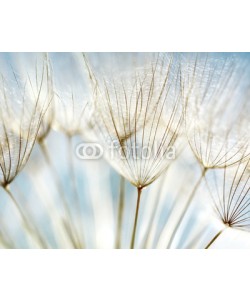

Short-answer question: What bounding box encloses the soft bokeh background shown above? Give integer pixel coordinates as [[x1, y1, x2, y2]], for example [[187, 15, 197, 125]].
[[0, 52, 249, 248]]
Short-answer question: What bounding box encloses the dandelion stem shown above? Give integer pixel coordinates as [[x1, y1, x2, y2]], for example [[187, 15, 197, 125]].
[[0, 227, 14, 248], [67, 135, 85, 248], [130, 187, 143, 249], [39, 140, 81, 248], [205, 227, 226, 249], [185, 225, 206, 249], [167, 167, 208, 248], [115, 175, 125, 249], [3, 185, 48, 248], [142, 176, 165, 248]]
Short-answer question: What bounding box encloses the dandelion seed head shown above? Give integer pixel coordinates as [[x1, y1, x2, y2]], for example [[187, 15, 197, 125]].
[[0, 54, 52, 186], [206, 157, 250, 230], [50, 53, 90, 137], [90, 54, 183, 188], [182, 53, 250, 169]]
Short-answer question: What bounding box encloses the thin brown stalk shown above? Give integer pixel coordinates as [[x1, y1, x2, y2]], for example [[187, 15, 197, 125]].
[[39, 140, 82, 249], [185, 226, 207, 249], [167, 167, 207, 248], [3, 185, 48, 248], [67, 135, 85, 248], [130, 187, 143, 249], [205, 227, 226, 249], [142, 176, 165, 249], [115, 175, 125, 249], [0, 222, 15, 248]]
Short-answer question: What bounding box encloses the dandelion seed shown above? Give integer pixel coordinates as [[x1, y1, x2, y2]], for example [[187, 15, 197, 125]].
[[50, 53, 90, 137], [0, 57, 52, 186], [205, 156, 250, 248], [0, 53, 52, 247], [92, 54, 183, 187], [168, 53, 250, 247], [183, 53, 250, 169], [43, 52, 93, 248], [89, 54, 183, 248], [37, 54, 54, 143]]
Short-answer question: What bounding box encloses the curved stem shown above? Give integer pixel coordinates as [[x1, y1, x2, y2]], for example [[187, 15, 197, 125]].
[[142, 176, 165, 248], [185, 225, 206, 249], [3, 185, 48, 248], [115, 175, 125, 249], [205, 227, 226, 249], [39, 140, 81, 248], [67, 135, 85, 248], [167, 167, 208, 248], [0, 227, 14, 248], [130, 187, 143, 249]]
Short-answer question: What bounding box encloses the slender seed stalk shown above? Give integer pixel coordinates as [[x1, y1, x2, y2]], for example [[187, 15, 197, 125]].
[[185, 225, 207, 249], [67, 135, 85, 248], [130, 187, 143, 249], [3, 185, 48, 248], [142, 176, 165, 248], [167, 167, 208, 248], [39, 140, 81, 248], [0, 227, 14, 248], [205, 227, 226, 249], [115, 175, 125, 249]]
